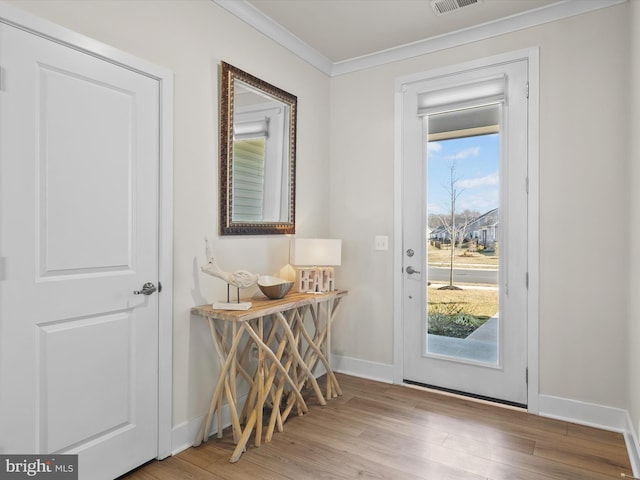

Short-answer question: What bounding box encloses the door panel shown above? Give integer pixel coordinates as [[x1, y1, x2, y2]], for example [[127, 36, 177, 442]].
[[40, 314, 131, 453], [0, 23, 159, 479], [402, 59, 528, 406], [38, 64, 134, 275]]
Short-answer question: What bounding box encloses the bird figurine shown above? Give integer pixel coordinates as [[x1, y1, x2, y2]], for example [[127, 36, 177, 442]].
[[201, 238, 259, 303]]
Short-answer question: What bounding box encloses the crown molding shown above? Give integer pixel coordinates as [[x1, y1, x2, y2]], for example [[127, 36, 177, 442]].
[[213, 0, 333, 75], [213, 0, 626, 77]]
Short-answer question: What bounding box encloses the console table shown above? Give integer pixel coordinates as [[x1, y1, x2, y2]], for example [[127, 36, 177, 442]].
[[191, 290, 347, 462]]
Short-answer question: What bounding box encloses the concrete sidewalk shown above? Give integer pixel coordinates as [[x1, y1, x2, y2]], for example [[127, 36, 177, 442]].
[[427, 316, 498, 364]]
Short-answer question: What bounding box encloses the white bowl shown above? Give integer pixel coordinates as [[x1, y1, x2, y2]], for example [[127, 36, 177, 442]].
[[257, 276, 293, 300]]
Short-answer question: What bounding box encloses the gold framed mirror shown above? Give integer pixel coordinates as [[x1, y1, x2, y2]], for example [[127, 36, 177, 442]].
[[219, 62, 297, 235]]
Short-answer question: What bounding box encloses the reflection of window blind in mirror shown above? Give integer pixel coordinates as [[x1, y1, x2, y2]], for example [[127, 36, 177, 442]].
[[234, 118, 269, 140], [232, 137, 266, 222]]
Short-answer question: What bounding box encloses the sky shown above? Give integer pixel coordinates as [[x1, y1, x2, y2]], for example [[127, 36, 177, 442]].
[[427, 133, 499, 216]]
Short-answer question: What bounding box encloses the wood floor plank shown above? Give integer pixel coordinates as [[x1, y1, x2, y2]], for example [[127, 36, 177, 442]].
[[534, 432, 631, 462], [140, 457, 226, 480], [197, 436, 292, 480], [413, 394, 570, 438], [443, 434, 627, 480], [567, 422, 629, 448], [284, 416, 484, 479], [119, 373, 633, 480], [533, 441, 632, 478], [116, 467, 160, 480], [300, 397, 451, 445], [260, 428, 423, 480], [177, 440, 233, 469], [211, 441, 344, 480]]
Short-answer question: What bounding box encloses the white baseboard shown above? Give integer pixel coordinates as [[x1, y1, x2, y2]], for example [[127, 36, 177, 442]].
[[171, 392, 249, 456], [540, 394, 639, 477], [625, 411, 640, 476], [171, 416, 204, 456], [331, 354, 394, 383], [539, 394, 628, 431]]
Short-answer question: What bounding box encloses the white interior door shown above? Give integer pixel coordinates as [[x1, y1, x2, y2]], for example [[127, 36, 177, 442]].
[[0, 23, 160, 479], [402, 58, 529, 406]]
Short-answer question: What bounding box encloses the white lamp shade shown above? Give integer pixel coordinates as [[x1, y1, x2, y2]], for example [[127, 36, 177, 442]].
[[290, 238, 342, 266]]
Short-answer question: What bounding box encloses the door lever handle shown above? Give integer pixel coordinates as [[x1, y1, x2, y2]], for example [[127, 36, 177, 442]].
[[134, 282, 157, 295], [406, 266, 421, 275]]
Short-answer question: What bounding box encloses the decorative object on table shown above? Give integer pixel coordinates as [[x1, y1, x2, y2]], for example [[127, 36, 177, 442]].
[[201, 238, 259, 309], [210, 300, 252, 311], [290, 238, 342, 293], [257, 275, 293, 300]]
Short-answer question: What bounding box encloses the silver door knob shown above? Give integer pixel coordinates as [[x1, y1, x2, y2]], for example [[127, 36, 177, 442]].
[[134, 282, 157, 295], [406, 266, 421, 275]]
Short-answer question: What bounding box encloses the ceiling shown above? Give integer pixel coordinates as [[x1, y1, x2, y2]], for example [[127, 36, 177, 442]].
[[246, 0, 558, 63], [214, 0, 625, 75]]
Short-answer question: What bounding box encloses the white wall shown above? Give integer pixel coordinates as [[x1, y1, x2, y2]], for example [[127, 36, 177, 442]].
[[4, 0, 331, 428], [330, 3, 631, 408]]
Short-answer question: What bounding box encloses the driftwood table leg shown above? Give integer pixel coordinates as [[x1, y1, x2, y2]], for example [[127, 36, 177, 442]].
[[295, 307, 341, 399], [255, 318, 264, 447], [190, 290, 348, 462], [195, 320, 244, 446], [278, 309, 326, 406], [328, 296, 345, 397], [230, 408, 257, 463], [264, 332, 290, 442], [243, 323, 308, 412]]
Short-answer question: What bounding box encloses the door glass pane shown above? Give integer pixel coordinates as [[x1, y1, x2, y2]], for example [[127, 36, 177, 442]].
[[425, 105, 500, 365]]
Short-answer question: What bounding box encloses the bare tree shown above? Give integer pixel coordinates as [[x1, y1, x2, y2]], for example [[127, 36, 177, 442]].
[[456, 210, 476, 249], [437, 163, 465, 290]]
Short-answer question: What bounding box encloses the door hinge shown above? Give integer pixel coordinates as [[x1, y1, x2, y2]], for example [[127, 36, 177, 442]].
[[525, 82, 529, 99], [526, 368, 529, 384], [525, 176, 529, 194], [158, 281, 162, 293], [0, 66, 5, 92], [525, 272, 529, 288]]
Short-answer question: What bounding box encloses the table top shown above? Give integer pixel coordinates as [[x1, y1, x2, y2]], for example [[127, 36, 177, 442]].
[[192, 290, 348, 322]]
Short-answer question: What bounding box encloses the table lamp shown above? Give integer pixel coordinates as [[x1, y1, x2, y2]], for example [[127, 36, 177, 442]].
[[290, 238, 342, 292]]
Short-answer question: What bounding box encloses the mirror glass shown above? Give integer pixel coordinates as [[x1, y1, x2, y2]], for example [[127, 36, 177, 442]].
[[219, 62, 297, 235]]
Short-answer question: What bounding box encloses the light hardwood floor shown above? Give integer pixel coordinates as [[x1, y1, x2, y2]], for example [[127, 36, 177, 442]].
[[121, 374, 633, 479]]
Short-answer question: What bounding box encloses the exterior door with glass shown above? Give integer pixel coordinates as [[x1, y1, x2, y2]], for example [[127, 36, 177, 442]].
[[401, 57, 529, 406]]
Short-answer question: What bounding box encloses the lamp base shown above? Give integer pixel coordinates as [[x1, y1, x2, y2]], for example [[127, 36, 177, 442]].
[[295, 267, 334, 293]]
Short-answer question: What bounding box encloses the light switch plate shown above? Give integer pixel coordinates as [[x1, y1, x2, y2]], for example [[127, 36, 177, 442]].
[[375, 235, 389, 251]]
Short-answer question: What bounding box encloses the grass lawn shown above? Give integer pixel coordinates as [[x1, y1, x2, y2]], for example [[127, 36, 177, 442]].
[[428, 285, 498, 317], [428, 245, 498, 269], [428, 285, 498, 338]]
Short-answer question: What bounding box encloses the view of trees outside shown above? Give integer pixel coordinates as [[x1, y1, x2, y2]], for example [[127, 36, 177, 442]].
[[426, 133, 500, 341]]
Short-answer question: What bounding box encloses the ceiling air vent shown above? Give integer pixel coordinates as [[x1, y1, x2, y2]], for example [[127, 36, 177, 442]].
[[430, 0, 482, 16]]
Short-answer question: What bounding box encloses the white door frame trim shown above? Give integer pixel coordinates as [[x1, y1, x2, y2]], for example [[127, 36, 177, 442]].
[[0, 2, 175, 458], [392, 47, 540, 413]]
